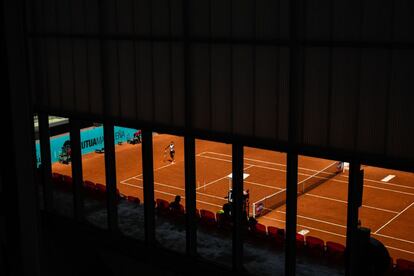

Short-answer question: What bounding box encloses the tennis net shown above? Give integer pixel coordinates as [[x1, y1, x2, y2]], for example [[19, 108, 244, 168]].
[[252, 162, 342, 218]]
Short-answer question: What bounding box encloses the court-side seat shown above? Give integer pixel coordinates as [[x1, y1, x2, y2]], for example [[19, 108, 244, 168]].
[[95, 183, 106, 193], [268, 226, 285, 248], [51, 172, 63, 184], [51, 173, 64, 190], [296, 233, 305, 252], [250, 223, 268, 240], [199, 209, 217, 228], [305, 236, 325, 258], [126, 195, 141, 205], [63, 175, 72, 184], [156, 199, 170, 216], [94, 183, 106, 200], [325, 241, 345, 264], [395, 258, 414, 275], [61, 175, 73, 192], [83, 180, 96, 196]]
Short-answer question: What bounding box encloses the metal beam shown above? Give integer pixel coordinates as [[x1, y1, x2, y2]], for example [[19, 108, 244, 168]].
[[285, 0, 301, 273], [232, 142, 244, 272], [103, 123, 118, 232], [142, 129, 155, 246], [69, 119, 84, 222], [285, 152, 298, 276], [346, 160, 361, 276], [184, 135, 197, 257], [26, 32, 414, 50], [38, 112, 53, 211]]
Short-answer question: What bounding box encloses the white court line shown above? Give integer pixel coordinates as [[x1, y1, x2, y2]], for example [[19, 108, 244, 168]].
[[374, 233, 414, 245], [263, 207, 414, 246], [121, 179, 227, 202], [120, 175, 141, 185], [305, 193, 398, 214], [243, 164, 255, 171], [201, 151, 336, 174], [199, 154, 414, 197], [196, 174, 231, 191], [121, 154, 413, 218], [198, 154, 337, 180], [364, 184, 414, 196], [119, 162, 175, 184], [374, 201, 414, 234], [202, 151, 414, 190], [197, 154, 232, 164], [385, 245, 414, 255], [120, 181, 222, 208], [244, 180, 284, 191], [195, 164, 254, 191], [340, 173, 414, 191], [263, 216, 414, 254], [262, 216, 346, 238], [275, 210, 347, 229]]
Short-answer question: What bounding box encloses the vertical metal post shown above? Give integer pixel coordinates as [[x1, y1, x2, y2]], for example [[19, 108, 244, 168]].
[[184, 135, 197, 257], [232, 142, 244, 272], [38, 112, 53, 211], [182, 0, 196, 258], [346, 160, 361, 276], [69, 119, 84, 221], [286, 0, 301, 273], [103, 123, 118, 232], [285, 152, 298, 275], [142, 129, 155, 246]]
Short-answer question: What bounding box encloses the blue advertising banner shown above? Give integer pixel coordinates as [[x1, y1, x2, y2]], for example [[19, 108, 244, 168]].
[[35, 126, 138, 166]]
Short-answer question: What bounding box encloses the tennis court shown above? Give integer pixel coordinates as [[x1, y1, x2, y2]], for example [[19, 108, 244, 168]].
[[52, 133, 414, 263]]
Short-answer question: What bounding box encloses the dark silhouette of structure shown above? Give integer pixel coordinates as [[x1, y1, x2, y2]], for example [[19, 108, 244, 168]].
[[2, 0, 414, 275]]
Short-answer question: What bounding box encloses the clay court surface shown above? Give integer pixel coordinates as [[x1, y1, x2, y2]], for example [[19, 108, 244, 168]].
[[53, 133, 414, 262]]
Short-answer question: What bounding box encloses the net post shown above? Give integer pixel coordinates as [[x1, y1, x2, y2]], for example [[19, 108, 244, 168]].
[[252, 203, 255, 218]]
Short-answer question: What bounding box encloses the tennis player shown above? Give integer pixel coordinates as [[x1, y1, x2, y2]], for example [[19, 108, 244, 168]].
[[164, 141, 175, 163], [337, 161, 345, 172]]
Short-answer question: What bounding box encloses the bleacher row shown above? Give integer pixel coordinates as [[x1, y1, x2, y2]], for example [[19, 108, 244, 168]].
[[50, 173, 414, 275]]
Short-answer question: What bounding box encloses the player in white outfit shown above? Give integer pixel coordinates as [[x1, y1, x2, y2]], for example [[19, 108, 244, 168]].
[[164, 141, 175, 163]]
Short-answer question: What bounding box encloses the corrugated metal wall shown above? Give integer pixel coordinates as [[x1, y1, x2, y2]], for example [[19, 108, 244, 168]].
[[27, 0, 414, 162]]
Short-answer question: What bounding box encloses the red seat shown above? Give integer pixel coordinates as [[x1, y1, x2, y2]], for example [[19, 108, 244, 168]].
[[63, 175, 72, 185], [126, 196, 140, 205], [296, 233, 305, 251], [60, 175, 72, 192], [51, 172, 63, 185], [95, 183, 106, 193], [306, 236, 325, 258], [325, 241, 345, 264], [156, 199, 170, 216], [93, 183, 106, 200], [199, 209, 217, 227], [395, 258, 414, 275], [83, 180, 95, 188], [83, 180, 96, 196], [83, 180, 95, 190], [251, 223, 267, 239], [268, 226, 284, 248]]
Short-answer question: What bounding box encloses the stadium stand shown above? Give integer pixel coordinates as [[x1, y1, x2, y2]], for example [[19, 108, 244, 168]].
[[305, 236, 325, 258]]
